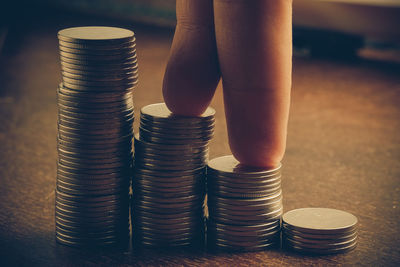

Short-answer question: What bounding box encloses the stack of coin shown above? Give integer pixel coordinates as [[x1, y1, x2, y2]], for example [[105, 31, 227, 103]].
[[132, 103, 215, 249], [55, 26, 138, 248], [282, 208, 358, 254], [207, 155, 283, 252]]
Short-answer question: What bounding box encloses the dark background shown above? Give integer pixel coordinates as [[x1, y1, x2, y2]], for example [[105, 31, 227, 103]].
[[0, 1, 399, 266]]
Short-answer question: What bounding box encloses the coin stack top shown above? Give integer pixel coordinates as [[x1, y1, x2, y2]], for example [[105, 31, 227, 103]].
[[56, 26, 138, 248], [282, 208, 358, 254], [207, 155, 283, 252], [132, 103, 215, 249]]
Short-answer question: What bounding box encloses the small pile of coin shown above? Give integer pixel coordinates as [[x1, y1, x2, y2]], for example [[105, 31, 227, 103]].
[[282, 208, 358, 254], [207, 155, 283, 252], [55, 26, 138, 247], [132, 103, 215, 249]]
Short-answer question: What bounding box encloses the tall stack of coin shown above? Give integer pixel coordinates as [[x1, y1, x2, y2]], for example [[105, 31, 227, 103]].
[[55, 26, 138, 247], [132, 103, 215, 249], [207, 155, 283, 252], [282, 208, 358, 254]]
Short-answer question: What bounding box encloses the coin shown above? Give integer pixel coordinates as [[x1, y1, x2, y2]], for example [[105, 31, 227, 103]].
[[282, 208, 358, 235], [208, 155, 281, 177], [58, 26, 134, 44], [140, 103, 215, 124]]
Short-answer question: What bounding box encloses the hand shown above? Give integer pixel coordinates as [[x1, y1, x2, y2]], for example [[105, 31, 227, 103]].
[[162, 0, 292, 168]]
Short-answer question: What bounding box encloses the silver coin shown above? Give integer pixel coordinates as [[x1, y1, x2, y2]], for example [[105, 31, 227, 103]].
[[133, 166, 205, 178], [59, 49, 137, 61], [61, 80, 137, 93], [212, 210, 282, 226], [209, 173, 282, 186], [58, 151, 132, 164], [55, 230, 126, 244], [133, 202, 204, 214], [55, 213, 128, 227], [58, 83, 133, 99], [58, 38, 136, 50], [57, 175, 128, 188], [140, 103, 215, 124], [61, 69, 138, 84], [208, 218, 280, 232], [59, 42, 136, 55], [209, 229, 280, 244], [57, 165, 132, 178], [282, 208, 358, 235], [134, 189, 204, 204], [60, 60, 139, 74], [60, 54, 137, 68], [134, 146, 208, 161], [56, 181, 128, 195], [284, 238, 357, 255], [58, 112, 134, 125], [57, 120, 134, 134], [61, 66, 138, 80], [57, 133, 133, 146], [57, 131, 133, 144], [208, 155, 281, 178], [58, 145, 132, 158], [58, 88, 134, 102], [133, 160, 203, 172], [56, 226, 126, 241], [57, 135, 133, 147], [284, 234, 358, 249], [282, 225, 357, 240], [56, 221, 128, 234], [133, 171, 204, 184], [210, 206, 283, 222], [58, 105, 134, 118], [55, 202, 127, 215], [55, 233, 127, 248], [56, 195, 128, 209], [57, 163, 131, 177], [208, 182, 281, 198], [134, 134, 208, 153], [58, 26, 134, 44], [61, 74, 138, 88], [56, 183, 127, 197], [134, 155, 206, 168], [133, 193, 202, 205], [139, 133, 208, 146], [209, 236, 279, 250], [208, 201, 282, 217], [134, 185, 204, 198], [133, 236, 200, 248], [57, 177, 128, 190], [139, 126, 213, 141], [58, 100, 134, 113], [58, 156, 130, 169], [140, 121, 215, 135], [208, 190, 282, 206], [208, 193, 282, 210]]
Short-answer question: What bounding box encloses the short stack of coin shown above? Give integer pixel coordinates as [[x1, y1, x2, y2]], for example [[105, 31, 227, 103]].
[[282, 208, 358, 254], [207, 155, 283, 252], [55, 26, 138, 248], [132, 103, 215, 249]]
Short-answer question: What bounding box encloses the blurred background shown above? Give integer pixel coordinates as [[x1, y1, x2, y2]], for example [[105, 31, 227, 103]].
[[0, 1, 399, 266], [2, 0, 400, 58]]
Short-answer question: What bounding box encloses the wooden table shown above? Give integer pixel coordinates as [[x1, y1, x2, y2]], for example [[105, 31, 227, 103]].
[[0, 11, 399, 266]]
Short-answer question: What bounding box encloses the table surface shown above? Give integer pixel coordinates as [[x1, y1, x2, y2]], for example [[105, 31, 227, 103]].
[[0, 10, 399, 267]]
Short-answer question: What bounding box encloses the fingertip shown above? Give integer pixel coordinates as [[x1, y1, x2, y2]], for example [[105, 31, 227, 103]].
[[230, 140, 284, 168], [163, 88, 209, 116]]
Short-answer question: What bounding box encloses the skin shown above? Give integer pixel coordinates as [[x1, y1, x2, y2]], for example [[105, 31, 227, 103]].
[[163, 0, 292, 168]]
